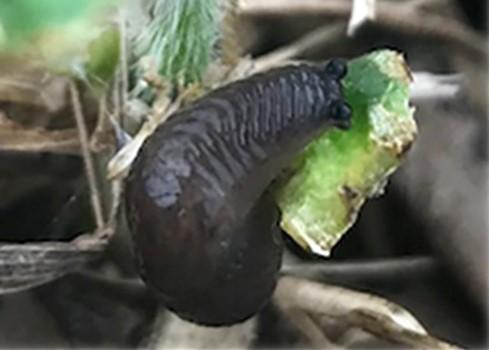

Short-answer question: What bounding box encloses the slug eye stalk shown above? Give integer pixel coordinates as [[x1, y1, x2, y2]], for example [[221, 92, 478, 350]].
[[125, 61, 351, 326]]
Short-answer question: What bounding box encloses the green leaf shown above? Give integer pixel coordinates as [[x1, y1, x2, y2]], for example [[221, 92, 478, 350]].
[[274, 50, 417, 256]]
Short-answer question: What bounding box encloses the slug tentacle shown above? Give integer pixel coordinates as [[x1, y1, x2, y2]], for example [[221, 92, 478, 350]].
[[125, 60, 351, 326]]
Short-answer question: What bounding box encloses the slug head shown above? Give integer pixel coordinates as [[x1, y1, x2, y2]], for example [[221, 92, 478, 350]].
[[325, 58, 348, 80], [321, 58, 352, 130]]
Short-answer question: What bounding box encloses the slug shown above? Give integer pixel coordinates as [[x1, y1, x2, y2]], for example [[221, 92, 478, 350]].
[[125, 59, 352, 326]]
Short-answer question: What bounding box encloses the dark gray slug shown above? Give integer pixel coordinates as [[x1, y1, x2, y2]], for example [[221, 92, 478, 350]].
[[125, 59, 352, 326]]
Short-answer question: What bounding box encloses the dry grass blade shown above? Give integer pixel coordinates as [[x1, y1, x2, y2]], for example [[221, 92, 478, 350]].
[[90, 95, 112, 152], [344, 309, 459, 349], [411, 72, 462, 101], [0, 82, 116, 297], [107, 89, 189, 180], [118, 8, 129, 125], [0, 114, 80, 154], [274, 276, 459, 349], [347, 0, 376, 36], [0, 237, 106, 295], [69, 81, 105, 229]]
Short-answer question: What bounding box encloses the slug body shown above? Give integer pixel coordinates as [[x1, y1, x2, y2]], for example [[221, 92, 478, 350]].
[[125, 60, 351, 326]]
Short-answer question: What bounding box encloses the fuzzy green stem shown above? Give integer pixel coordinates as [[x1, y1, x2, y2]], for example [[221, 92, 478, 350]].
[[135, 0, 220, 85]]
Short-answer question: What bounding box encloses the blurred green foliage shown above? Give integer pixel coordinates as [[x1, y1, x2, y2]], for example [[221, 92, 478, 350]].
[[0, 0, 119, 87], [0, 0, 100, 47], [85, 27, 120, 90]]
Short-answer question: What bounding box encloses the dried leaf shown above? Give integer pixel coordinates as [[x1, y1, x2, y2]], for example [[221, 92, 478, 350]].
[[0, 240, 103, 294]]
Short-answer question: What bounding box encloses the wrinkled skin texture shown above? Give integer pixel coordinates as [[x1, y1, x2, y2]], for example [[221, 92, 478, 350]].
[[125, 60, 351, 326]]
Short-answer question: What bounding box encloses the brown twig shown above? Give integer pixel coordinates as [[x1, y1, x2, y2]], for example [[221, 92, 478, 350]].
[[69, 81, 105, 229], [239, 0, 487, 57], [119, 8, 129, 124], [112, 71, 122, 126], [274, 276, 458, 349], [344, 309, 459, 349], [90, 94, 114, 152], [0, 84, 114, 295]]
